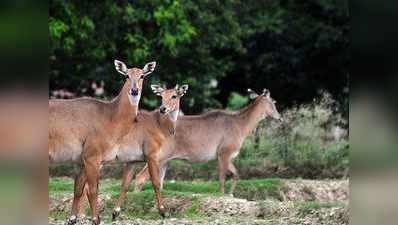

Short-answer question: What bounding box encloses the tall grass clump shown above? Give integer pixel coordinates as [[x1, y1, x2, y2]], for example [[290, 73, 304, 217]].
[[242, 92, 349, 178]]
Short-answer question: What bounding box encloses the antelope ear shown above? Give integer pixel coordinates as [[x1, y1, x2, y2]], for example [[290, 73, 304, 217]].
[[151, 84, 164, 96], [142, 61, 156, 76], [177, 84, 189, 96], [114, 60, 128, 75], [247, 89, 259, 99], [263, 88, 270, 98]]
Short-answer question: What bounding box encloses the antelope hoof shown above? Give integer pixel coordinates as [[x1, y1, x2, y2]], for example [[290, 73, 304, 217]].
[[92, 216, 101, 225], [158, 206, 168, 218], [112, 210, 120, 221], [66, 215, 77, 225]]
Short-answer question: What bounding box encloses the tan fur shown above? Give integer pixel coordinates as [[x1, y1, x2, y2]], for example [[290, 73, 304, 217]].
[[111, 93, 282, 215], [49, 81, 134, 164], [49, 61, 156, 225], [67, 85, 188, 223], [49, 80, 136, 225]]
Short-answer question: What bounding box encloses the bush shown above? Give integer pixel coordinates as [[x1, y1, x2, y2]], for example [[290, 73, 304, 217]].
[[227, 92, 249, 110], [248, 92, 349, 178]]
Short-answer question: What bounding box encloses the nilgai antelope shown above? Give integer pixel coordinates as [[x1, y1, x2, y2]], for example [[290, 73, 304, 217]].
[[111, 88, 282, 219], [106, 84, 189, 220], [49, 60, 156, 225], [69, 84, 189, 224]]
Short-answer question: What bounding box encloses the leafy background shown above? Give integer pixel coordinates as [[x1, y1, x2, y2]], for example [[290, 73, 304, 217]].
[[49, 0, 349, 115]]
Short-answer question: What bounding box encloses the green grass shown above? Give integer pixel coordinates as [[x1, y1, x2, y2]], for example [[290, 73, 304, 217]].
[[49, 177, 284, 221], [185, 197, 201, 218], [294, 201, 347, 215], [49, 178, 347, 222], [139, 178, 284, 200], [48, 177, 74, 192], [294, 201, 346, 210], [49, 177, 283, 200]]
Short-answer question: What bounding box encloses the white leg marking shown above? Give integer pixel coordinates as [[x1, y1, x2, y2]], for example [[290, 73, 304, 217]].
[[69, 215, 77, 220]]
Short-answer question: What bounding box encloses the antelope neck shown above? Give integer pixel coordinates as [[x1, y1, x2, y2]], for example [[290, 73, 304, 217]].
[[156, 110, 178, 136], [111, 81, 138, 121], [235, 98, 266, 136]]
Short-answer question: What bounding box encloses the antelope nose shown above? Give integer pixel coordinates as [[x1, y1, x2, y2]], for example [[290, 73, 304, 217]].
[[160, 107, 167, 114], [130, 89, 139, 96]]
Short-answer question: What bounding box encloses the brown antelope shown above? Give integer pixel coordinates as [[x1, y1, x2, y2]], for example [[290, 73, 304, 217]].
[[49, 60, 156, 225], [109, 84, 189, 220], [64, 84, 189, 224], [111, 88, 282, 219]]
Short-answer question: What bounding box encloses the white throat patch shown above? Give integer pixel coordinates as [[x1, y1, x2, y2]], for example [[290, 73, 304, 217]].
[[169, 109, 179, 122], [128, 94, 141, 106]]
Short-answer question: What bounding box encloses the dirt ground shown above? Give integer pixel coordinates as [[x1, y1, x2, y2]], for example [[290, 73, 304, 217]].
[[49, 179, 349, 225]]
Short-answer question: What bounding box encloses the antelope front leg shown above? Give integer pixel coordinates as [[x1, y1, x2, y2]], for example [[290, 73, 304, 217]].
[[228, 161, 239, 196], [134, 164, 150, 192], [217, 154, 229, 194], [67, 169, 87, 225], [84, 158, 101, 225], [112, 163, 134, 221], [147, 157, 166, 217]]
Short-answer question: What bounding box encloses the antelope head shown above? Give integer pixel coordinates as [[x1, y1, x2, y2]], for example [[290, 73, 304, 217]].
[[114, 60, 156, 106], [151, 84, 189, 121], [247, 88, 283, 122]]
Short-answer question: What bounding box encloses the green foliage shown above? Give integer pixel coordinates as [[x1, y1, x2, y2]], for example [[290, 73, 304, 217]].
[[234, 179, 284, 201], [227, 92, 249, 110], [48, 18, 69, 39], [252, 92, 349, 178], [49, 0, 349, 114], [140, 178, 283, 201], [185, 198, 201, 218], [48, 165, 75, 177], [49, 178, 284, 220], [48, 177, 73, 192], [294, 201, 346, 211]]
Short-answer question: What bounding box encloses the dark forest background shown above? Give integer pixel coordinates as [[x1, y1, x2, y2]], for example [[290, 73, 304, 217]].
[[49, 0, 349, 116]]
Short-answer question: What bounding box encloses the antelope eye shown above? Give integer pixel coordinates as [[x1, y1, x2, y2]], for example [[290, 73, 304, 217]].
[[171, 95, 177, 99], [140, 75, 145, 79]]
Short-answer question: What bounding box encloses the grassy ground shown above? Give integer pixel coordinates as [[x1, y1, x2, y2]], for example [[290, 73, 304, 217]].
[[49, 178, 348, 225]]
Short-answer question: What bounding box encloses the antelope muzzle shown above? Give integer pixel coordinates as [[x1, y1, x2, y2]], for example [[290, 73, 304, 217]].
[[130, 89, 139, 96], [159, 106, 167, 114]]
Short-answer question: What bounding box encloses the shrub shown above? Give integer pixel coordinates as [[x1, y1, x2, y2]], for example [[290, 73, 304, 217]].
[[251, 92, 349, 178], [227, 92, 249, 110]]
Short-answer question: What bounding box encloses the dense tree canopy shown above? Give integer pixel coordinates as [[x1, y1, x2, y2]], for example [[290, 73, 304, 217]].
[[49, 0, 349, 116]]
